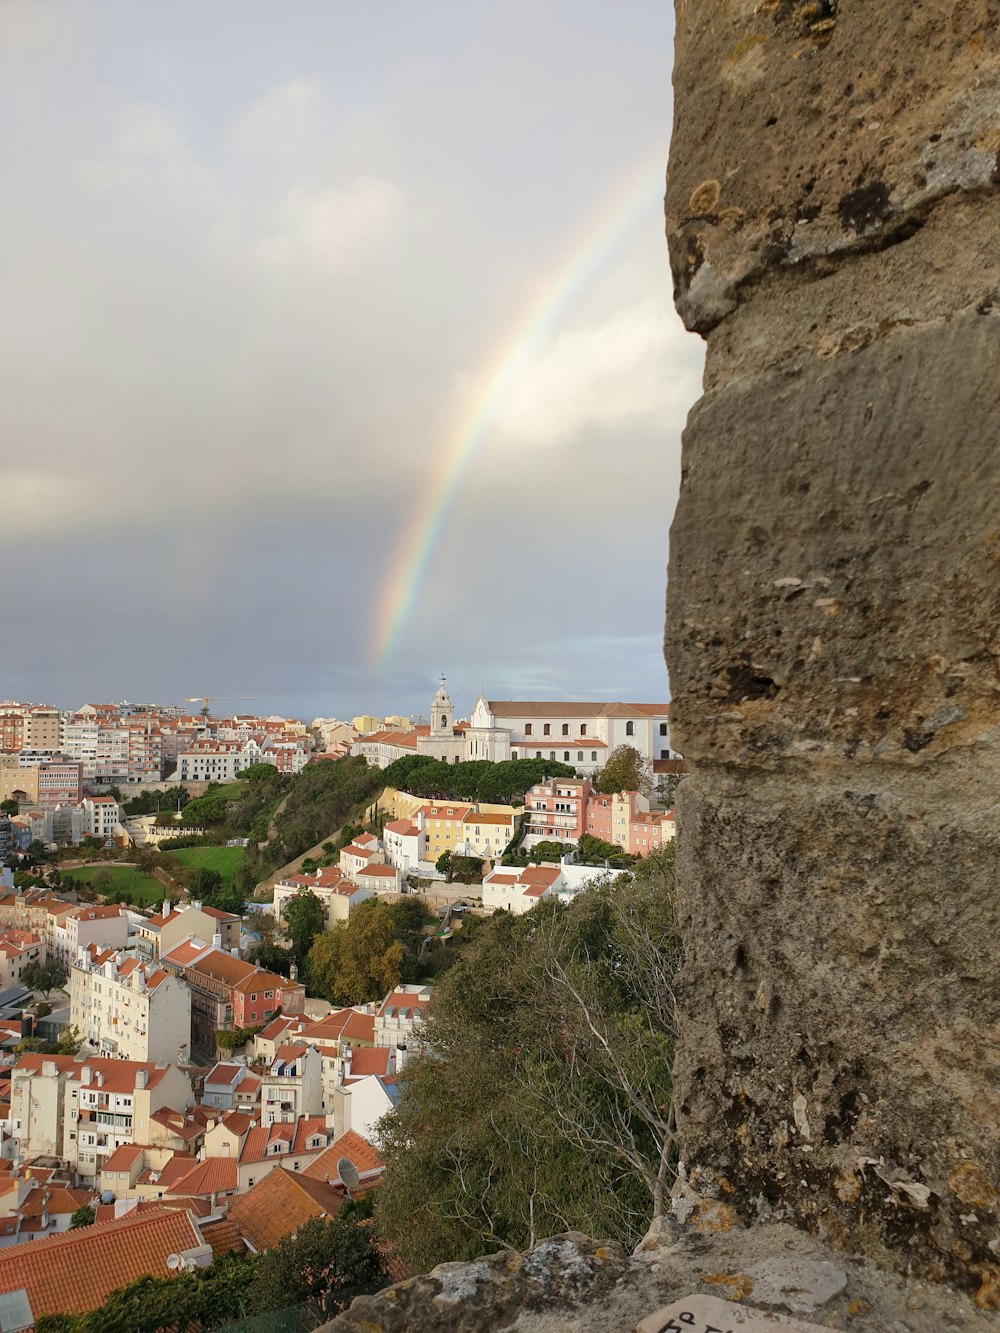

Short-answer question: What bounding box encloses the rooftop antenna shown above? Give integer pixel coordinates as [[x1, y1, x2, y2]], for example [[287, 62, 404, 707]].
[[337, 1156, 361, 1197]]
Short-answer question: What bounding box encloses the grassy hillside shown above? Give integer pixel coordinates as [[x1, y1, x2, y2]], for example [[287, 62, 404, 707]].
[[163, 845, 245, 888], [63, 864, 163, 907]]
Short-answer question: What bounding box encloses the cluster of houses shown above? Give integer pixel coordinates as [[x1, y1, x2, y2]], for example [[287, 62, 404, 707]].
[[0, 870, 430, 1325]]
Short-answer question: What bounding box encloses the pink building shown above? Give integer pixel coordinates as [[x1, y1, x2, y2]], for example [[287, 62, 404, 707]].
[[584, 791, 675, 857], [522, 778, 592, 842], [36, 757, 83, 806]]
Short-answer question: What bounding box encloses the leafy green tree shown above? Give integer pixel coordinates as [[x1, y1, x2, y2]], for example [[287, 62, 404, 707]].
[[282, 890, 326, 961], [22, 959, 69, 998], [435, 849, 453, 881], [190, 867, 223, 899], [375, 854, 680, 1274], [307, 900, 404, 1004], [246, 1204, 384, 1320], [241, 762, 279, 783], [68, 1204, 95, 1229], [91, 870, 114, 897], [594, 745, 651, 796], [56, 1024, 83, 1056], [577, 833, 634, 868], [0, 798, 19, 815]]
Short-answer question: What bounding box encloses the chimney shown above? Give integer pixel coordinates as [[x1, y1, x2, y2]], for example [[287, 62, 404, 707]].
[[41, 1060, 56, 1078], [162, 897, 170, 917], [212, 933, 222, 949], [192, 900, 202, 911], [95, 1070, 104, 1087], [81, 1067, 92, 1085], [135, 1068, 148, 1090], [230, 946, 240, 958]]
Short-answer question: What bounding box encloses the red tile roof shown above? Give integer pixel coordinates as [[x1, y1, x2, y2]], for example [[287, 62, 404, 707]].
[[100, 1143, 145, 1172], [302, 1130, 385, 1183], [0, 1207, 205, 1321], [345, 1047, 391, 1078], [165, 1157, 239, 1197], [228, 1167, 344, 1252]]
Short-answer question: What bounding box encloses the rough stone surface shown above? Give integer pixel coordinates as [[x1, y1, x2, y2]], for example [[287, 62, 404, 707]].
[[666, 0, 1000, 1292], [321, 1224, 999, 1331]]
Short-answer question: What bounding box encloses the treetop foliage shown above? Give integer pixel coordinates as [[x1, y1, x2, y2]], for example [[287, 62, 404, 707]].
[[593, 744, 652, 796], [374, 846, 681, 1274], [382, 755, 576, 805]]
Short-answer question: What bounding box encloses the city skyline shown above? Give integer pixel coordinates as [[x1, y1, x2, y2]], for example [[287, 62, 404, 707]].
[[1, 2, 703, 719]]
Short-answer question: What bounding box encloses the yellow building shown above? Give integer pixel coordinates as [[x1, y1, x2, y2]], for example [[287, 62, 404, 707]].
[[351, 715, 381, 735], [459, 809, 518, 859], [0, 754, 38, 805], [383, 715, 413, 730], [417, 803, 473, 860]]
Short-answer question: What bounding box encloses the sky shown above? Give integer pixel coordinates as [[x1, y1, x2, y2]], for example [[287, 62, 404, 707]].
[[1, 0, 705, 723]]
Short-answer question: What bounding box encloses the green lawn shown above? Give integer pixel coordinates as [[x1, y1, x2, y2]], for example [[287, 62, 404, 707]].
[[62, 864, 163, 907], [164, 845, 245, 887]]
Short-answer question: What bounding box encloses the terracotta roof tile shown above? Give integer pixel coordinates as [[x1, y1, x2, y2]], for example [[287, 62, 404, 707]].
[[345, 1047, 391, 1078], [302, 1130, 385, 1182], [165, 1157, 239, 1197], [0, 1207, 205, 1321], [228, 1168, 344, 1252]]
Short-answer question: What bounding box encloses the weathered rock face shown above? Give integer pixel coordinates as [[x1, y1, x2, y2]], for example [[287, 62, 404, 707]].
[[666, 1, 1000, 1289]]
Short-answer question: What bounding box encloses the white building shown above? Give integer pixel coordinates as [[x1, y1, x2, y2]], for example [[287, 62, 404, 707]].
[[481, 863, 565, 914], [70, 950, 192, 1064], [260, 1043, 324, 1125], [373, 984, 432, 1058], [464, 698, 673, 776], [9, 1054, 192, 1180], [82, 796, 120, 841], [272, 870, 373, 929], [382, 819, 425, 876]]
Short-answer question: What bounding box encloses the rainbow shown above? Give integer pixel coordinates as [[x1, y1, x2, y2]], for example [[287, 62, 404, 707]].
[[370, 151, 667, 667]]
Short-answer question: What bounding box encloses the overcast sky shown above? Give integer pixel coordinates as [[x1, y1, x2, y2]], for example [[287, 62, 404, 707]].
[[1, 1, 704, 722]]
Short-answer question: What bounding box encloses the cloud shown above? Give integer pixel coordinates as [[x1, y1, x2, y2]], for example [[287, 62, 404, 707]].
[[488, 297, 703, 448], [227, 80, 328, 163], [253, 176, 402, 271]]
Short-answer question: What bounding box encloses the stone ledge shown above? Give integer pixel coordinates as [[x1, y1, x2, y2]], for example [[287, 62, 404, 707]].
[[321, 1222, 998, 1331]]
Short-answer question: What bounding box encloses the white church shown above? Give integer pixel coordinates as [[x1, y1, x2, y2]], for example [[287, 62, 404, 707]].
[[353, 678, 674, 778]]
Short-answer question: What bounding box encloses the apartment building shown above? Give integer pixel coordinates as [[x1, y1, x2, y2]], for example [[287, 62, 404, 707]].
[[382, 819, 425, 875], [415, 803, 473, 861], [260, 1044, 323, 1125], [160, 942, 305, 1062], [584, 790, 675, 856], [522, 778, 592, 843], [373, 984, 432, 1055], [0, 930, 43, 987], [35, 757, 83, 807], [133, 900, 240, 961], [70, 950, 192, 1064], [81, 796, 120, 841], [0, 895, 129, 970], [9, 1055, 192, 1180]]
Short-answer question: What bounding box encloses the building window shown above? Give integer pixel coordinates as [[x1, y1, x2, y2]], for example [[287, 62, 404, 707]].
[[525, 724, 532, 736], [564, 752, 570, 762], [549, 751, 555, 760], [626, 721, 634, 736], [577, 751, 583, 761], [581, 724, 587, 736], [592, 752, 598, 762], [543, 724, 551, 736], [659, 723, 668, 736], [561, 724, 569, 736]]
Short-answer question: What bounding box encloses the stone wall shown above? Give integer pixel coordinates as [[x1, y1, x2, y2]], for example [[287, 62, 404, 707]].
[[665, 2, 1000, 1286]]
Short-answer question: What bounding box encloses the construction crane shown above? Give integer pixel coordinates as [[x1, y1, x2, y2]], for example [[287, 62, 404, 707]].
[[185, 695, 284, 717]]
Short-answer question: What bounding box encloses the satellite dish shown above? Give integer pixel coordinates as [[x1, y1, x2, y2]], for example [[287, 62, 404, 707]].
[[166, 1254, 181, 1270], [336, 1157, 361, 1194]]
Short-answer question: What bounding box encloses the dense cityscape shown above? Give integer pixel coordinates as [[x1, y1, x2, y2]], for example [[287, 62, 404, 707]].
[[0, 680, 682, 1326]]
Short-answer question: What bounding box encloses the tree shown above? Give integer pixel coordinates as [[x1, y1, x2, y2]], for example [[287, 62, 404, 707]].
[[246, 1204, 384, 1320], [242, 762, 279, 783], [22, 959, 69, 998], [436, 849, 453, 881], [0, 798, 18, 815], [374, 855, 680, 1274], [90, 870, 114, 897], [307, 900, 405, 1004], [282, 890, 325, 961], [68, 1204, 95, 1230], [190, 867, 223, 899], [56, 1024, 82, 1056], [577, 833, 634, 868], [594, 744, 651, 796]]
